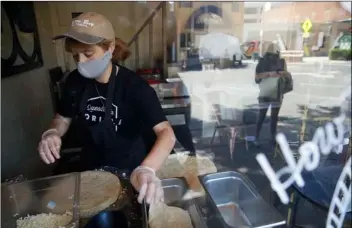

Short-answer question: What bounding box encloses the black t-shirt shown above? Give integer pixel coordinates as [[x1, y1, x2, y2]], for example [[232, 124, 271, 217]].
[[255, 54, 286, 84], [58, 65, 167, 145]]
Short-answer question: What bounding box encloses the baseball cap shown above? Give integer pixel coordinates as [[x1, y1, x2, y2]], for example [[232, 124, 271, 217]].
[[52, 12, 115, 44]]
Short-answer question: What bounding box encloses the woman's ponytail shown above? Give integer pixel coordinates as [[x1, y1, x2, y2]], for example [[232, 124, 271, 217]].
[[112, 37, 131, 63]]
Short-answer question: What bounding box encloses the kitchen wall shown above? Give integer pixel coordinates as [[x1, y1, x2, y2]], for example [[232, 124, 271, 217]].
[[1, 2, 58, 181], [50, 1, 166, 72]]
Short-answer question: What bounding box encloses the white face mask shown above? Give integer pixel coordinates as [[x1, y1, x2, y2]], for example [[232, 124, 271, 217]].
[[77, 51, 112, 79]]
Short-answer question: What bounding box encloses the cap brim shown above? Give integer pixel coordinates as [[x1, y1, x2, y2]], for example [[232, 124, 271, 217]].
[[52, 30, 104, 45]]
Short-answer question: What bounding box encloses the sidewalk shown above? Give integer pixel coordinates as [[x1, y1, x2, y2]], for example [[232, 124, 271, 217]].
[[303, 57, 351, 65], [243, 57, 351, 65]]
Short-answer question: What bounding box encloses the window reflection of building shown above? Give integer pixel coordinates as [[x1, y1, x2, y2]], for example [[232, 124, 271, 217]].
[[242, 2, 266, 46], [175, 2, 244, 66], [311, 12, 316, 21], [260, 2, 351, 56]]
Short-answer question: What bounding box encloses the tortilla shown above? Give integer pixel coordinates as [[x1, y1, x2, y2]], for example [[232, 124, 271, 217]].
[[79, 171, 121, 218], [156, 154, 186, 179], [156, 154, 217, 193], [183, 156, 217, 175], [149, 203, 193, 228]]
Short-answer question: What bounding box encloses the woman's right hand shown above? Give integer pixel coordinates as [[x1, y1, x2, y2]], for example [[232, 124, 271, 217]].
[[38, 129, 62, 164]]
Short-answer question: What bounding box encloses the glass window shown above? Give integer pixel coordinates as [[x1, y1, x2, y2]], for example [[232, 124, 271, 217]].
[[324, 9, 331, 22], [3, 2, 351, 228], [244, 8, 258, 14], [294, 15, 301, 23], [179, 1, 192, 8], [311, 12, 316, 20], [169, 1, 174, 12], [244, 19, 258, 24], [232, 2, 240, 12]]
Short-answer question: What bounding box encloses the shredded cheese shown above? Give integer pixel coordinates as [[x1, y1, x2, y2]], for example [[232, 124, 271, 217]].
[[16, 211, 72, 228]]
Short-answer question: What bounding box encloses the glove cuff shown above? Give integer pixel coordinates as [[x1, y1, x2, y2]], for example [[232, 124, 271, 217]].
[[42, 129, 60, 140], [136, 165, 156, 176]]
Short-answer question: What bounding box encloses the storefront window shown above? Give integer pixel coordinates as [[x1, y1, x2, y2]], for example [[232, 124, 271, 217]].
[[2, 1, 351, 228], [154, 2, 351, 227]]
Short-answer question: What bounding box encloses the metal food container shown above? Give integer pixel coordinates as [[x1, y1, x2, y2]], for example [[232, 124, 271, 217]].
[[199, 171, 285, 228], [1, 173, 80, 228], [142, 177, 207, 228]]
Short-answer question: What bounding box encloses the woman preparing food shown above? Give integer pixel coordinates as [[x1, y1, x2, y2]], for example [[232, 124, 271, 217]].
[[37, 12, 175, 205]]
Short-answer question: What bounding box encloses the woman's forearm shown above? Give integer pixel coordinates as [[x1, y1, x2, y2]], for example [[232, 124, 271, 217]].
[[47, 114, 72, 137], [141, 125, 175, 171]]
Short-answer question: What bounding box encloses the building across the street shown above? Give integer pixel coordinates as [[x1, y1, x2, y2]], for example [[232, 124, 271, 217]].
[[261, 2, 351, 56]]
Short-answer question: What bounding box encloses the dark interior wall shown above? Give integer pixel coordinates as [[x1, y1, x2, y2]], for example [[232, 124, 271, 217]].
[[1, 2, 57, 182]]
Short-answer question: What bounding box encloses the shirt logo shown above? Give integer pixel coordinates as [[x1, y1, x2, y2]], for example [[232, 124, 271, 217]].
[[84, 96, 122, 132]]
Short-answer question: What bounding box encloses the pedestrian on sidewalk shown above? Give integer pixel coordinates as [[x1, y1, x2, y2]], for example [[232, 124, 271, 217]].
[[253, 43, 293, 147]]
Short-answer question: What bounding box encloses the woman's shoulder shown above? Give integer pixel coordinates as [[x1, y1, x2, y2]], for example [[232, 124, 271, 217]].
[[117, 65, 148, 88]]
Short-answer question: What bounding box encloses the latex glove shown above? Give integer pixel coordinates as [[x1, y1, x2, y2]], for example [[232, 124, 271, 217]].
[[130, 166, 164, 204], [38, 129, 61, 164]]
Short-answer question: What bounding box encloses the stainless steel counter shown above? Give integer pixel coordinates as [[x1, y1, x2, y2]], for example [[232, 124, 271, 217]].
[[160, 98, 191, 109], [151, 81, 190, 99], [152, 81, 191, 126]]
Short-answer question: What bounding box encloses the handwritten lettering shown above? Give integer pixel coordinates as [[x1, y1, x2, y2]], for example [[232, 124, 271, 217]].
[[256, 86, 351, 204]]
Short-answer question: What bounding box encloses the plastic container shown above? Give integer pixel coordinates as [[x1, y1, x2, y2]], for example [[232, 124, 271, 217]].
[[1, 173, 80, 228]]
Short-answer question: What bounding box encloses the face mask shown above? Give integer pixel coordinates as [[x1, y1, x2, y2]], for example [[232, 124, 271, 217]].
[[78, 51, 112, 79]]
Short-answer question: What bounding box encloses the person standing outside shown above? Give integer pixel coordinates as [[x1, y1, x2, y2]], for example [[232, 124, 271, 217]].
[[253, 43, 292, 147]]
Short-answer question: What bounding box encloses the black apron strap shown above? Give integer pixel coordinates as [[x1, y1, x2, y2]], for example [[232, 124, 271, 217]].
[[104, 65, 117, 119], [78, 81, 93, 115]]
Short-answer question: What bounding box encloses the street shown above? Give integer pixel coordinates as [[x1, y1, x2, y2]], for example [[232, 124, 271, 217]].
[[178, 60, 351, 136], [180, 59, 351, 118]]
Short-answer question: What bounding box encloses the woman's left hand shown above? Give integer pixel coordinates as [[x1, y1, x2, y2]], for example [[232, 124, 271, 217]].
[[130, 166, 164, 204]]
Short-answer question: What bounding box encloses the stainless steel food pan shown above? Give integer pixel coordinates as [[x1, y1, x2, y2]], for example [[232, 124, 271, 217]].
[[199, 171, 285, 228], [142, 177, 207, 228]]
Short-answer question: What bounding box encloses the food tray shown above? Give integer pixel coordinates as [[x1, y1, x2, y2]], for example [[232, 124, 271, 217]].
[[199, 171, 285, 228], [1, 173, 80, 228], [142, 177, 207, 228]]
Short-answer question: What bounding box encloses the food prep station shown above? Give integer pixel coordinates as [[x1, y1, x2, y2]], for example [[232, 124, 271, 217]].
[[2, 168, 285, 228]]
